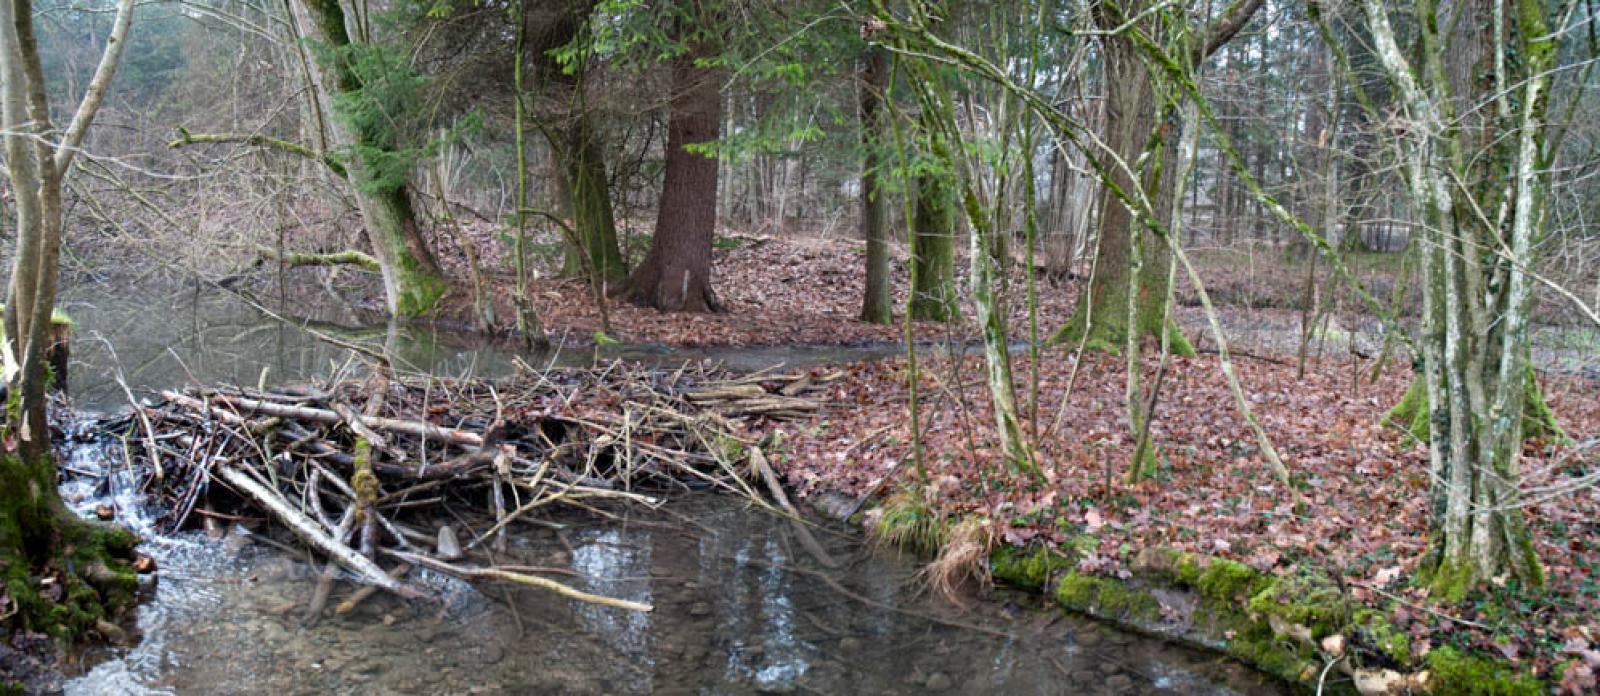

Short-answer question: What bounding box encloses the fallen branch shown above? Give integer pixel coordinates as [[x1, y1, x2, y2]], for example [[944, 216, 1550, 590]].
[[750, 447, 842, 569], [207, 393, 483, 447], [168, 129, 347, 179], [390, 550, 653, 612], [258, 245, 381, 273], [214, 464, 424, 599], [334, 563, 412, 615]]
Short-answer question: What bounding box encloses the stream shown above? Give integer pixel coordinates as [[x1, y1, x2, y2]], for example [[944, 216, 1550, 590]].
[[56, 282, 1286, 695]]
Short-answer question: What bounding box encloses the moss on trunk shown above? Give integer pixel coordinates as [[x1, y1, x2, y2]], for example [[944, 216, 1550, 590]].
[[555, 125, 627, 284], [1, 453, 140, 647], [1384, 367, 1566, 446], [1051, 284, 1196, 357], [909, 169, 960, 323]]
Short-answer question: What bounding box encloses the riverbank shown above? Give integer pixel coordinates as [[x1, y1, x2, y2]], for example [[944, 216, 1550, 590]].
[[26, 256, 1600, 694], [764, 352, 1599, 694], [42, 366, 1288, 695]]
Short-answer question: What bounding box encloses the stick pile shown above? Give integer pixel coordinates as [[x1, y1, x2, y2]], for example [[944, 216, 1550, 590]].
[[95, 361, 837, 615]]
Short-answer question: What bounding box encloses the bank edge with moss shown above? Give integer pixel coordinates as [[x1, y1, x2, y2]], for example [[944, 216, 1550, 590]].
[[1, 452, 143, 642], [989, 544, 1544, 695]]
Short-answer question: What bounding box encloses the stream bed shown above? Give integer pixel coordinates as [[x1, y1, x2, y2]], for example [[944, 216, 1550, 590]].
[[55, 281, 1286, 695], [63, 493, 1283, 696]]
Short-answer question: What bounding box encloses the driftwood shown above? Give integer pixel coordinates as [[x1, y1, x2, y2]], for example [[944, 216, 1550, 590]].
[[334, 563, 412, 616], [208, 393, 484, 447], [389, 551, 653, 612]]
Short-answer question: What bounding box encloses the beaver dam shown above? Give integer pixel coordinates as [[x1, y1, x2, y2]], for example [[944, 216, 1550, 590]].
[[57, 313, 1284, 694], [83, 362, 836, 613], [40, 278, 1286, 696]]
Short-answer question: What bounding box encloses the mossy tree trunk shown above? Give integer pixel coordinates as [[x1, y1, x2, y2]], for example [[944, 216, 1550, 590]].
[[553, 122, 628, 284], [1052, 0, 1187, 355], [0, 0, 143, 646], [291, 0, 448, 318], [531, 2, 628, 286], [1052, 0, 1262, 355], [1361, 0, 1556, 597], [858, 46, 893, 325], [909, 128, 960, 323], [1386, 368, 1565, 446], [365, 185, 449, 317]]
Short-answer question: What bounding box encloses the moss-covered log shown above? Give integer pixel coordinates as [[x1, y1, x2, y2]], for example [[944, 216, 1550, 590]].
[[989, 543, 1545, 694], [257, 246, 382, 272]]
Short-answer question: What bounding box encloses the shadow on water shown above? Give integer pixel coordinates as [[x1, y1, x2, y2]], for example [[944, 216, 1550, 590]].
[[55, 281, 1287, 695]]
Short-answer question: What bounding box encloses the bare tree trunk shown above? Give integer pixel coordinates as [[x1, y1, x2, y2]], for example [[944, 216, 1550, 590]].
[[623, 21, 723, 312]]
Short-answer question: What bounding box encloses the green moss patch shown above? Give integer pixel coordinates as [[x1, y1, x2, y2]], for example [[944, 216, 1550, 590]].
[[2, 453, 142, 646], [1426, 646, 1542, 696], [985, 543, 1547, 694], [1351, 608, 1410, 665], [990, 545, 1073, 589], [1053, 572, 1162, 622]]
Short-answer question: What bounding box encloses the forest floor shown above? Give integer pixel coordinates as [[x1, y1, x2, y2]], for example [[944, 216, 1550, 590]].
[[434, 232, 1075, 347], [756, 350, 1598, 688], [430, 231, 1597, 380], [434, 230, 1600, 685]]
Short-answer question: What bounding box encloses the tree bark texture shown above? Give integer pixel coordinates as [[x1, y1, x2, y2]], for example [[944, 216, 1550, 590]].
[[859, 46, 893, 324], [1053, 19, 1185, 353], [553, 121, 628, 283], [909, 112, 961, 323], [624, 29, 724, 313], [1054, 0, 1261, 353], [291, 0, 447, 318], [531, 1, 627, 284], [1361, 0, 1555, 596]]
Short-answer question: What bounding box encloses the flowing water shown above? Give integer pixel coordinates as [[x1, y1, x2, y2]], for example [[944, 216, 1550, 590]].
[[55, 281, 1286, 695]]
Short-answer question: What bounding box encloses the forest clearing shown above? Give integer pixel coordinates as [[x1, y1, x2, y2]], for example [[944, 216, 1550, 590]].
[[1, 0, 1598, 694]]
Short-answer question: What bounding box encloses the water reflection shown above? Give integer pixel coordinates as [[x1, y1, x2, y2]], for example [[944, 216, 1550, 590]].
[[64, 491, 1286, 696], [571, 529, 655, 692], [59, 283, 523, 412]]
